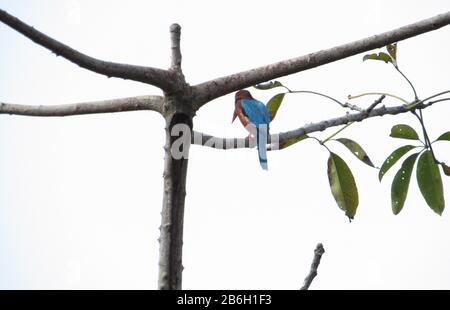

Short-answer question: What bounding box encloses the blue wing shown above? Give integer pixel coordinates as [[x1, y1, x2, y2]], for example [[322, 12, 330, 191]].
[[241, 99, 270, 170]]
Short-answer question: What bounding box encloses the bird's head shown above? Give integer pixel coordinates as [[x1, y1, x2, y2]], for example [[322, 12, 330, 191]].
[[232, 90, 253, 122], [235, 89, 253, 101]]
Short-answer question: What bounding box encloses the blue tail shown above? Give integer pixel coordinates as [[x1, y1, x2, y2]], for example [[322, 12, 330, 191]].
[[256, 125, 268, 170]]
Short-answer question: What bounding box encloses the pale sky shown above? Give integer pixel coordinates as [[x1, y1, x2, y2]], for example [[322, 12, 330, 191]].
[[0, 0, 449, 289]]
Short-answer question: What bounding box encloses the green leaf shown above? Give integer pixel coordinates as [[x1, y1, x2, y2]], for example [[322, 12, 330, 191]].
[[363, 52, 393, 64], [441, 163, 450, 176], [391, 152, 419, 215], [327, 152, 359, 220], [279, 134, 308, 150], [335, 138, 375, 167], [386, 43, 397, 61], [434, 131, 450, 142], [254, 81, 284, 90], [379, 145, 417, 181], [266, 93, 285, 121], [390, 124, 420, 140], [417, 150, 445, 215], [386, 43, 398, 67]]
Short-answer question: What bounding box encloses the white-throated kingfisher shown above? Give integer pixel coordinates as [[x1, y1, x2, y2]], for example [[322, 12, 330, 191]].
[[232, 90, 270, 170]]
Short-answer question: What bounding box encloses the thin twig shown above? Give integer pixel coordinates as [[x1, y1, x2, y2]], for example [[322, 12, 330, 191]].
[[365, 95, 386, 114], [301, 243, 325, 290], [342, 102, 364, 112]]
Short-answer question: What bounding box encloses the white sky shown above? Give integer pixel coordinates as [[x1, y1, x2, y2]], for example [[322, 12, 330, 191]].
[[0, 0, 449, 289]]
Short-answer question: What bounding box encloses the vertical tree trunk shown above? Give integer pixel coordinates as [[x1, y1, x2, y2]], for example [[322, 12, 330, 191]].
[[158, 111, 193, 290]]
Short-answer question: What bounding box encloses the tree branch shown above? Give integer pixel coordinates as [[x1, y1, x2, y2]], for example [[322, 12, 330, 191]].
[[191, 11, 450, 107], [192, 100, 442, 149], [0, 9, 179, 92], [300, 243, 325, 290], [365, 95, 385, 114], [0, 95, 164, 117], [170, 23, 182, 72]]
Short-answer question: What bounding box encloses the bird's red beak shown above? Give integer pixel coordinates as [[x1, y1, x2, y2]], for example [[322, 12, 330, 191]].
[[232, 110, 238, 123]]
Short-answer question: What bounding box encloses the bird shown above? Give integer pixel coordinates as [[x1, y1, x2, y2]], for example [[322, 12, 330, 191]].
[[232, 89, 270, 170]]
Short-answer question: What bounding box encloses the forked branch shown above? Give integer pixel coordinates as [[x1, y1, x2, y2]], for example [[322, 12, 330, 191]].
[[0, 9, 180, 92]]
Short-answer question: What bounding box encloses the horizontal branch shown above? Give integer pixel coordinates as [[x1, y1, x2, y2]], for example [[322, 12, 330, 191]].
[[0, 95, 163, 117], [191, 11, 450, 107], [192, 100, 440, 149], [0, 9, 179, 92]]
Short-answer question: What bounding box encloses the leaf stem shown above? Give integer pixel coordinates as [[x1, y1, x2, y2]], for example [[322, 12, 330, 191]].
[[348, 92, 410, 105], [309, 136, 332, 153], [423, 97, 450, 108], [322, 122, 354, 144], [412, 109, 441, 165], [422, 90, 450, 102], [283, 85, 292, 92], [394, 66, 418, 100], [287, 90, 348, 109]]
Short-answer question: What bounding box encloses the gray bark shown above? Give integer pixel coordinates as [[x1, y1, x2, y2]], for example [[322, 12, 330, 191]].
[[0, 8, 181, 92], [0, 96, 163, 116], [170, 23, 182, 72], [191, 99, 443, 150], [301, 243, 325, 290], [2, 8, 449, 106], [158, 111, 192, 290], [191, 11, 450, 106], [158, 25, 192, 290]]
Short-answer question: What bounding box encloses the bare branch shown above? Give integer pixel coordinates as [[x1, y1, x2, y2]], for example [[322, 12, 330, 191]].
[[191, 11, 450, 107], [0, 95, 163, 117], [192, 99, 443, 149], [192, 131, 251, 149], [341, 102, 364, 112], [365, 95, 386, 115], [0, 9, 179, 92], [170, 23, 182, 72], [301, 243, 325, 290]]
